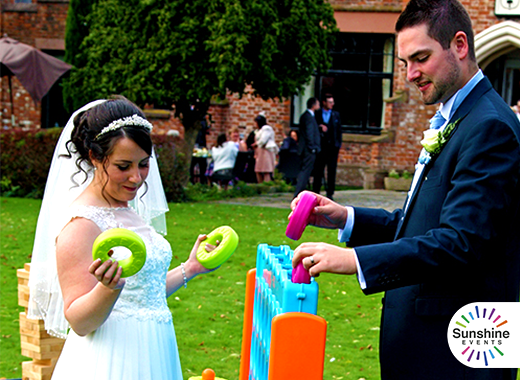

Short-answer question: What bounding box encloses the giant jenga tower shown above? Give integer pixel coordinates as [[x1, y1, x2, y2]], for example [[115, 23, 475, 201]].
[[17, 263, 65, 380]]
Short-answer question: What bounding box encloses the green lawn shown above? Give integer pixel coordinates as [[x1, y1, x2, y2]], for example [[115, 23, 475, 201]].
[[0, 197, 382, 380]]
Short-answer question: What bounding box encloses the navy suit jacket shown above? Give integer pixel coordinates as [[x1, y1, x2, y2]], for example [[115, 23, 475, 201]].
[[297, 110, 321, 156], [315, 108, 342, 149], [350, 78, 520, 379]]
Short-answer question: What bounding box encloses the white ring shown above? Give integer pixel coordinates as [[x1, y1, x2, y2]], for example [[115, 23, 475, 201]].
[[309, 256, 315, 265]]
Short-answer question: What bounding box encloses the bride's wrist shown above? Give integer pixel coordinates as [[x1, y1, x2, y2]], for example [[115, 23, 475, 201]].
[[180, 261, 199, 287]]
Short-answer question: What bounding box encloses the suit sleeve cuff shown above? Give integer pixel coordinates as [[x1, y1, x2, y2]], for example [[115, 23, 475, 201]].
[[338, 206, 355, 243]]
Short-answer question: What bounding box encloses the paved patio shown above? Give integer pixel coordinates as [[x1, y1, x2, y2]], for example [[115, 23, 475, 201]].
[[211, 189, 407, 212]]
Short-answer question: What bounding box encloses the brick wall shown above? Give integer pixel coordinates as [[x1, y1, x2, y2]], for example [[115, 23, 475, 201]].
[[1, 76, 39, 128], [1, 1, 68, 45], [1, 0, 69, 129], [204, 89, 291, 149]]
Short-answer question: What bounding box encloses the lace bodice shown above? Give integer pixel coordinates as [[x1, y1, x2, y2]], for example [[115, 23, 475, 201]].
[[69, 205, 172, 323]]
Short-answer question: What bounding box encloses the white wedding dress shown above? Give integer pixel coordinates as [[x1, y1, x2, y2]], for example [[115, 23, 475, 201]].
[[51, 205, 182, 380]]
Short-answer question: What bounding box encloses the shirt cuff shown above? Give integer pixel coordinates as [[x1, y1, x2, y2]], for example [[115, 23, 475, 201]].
[[353, 249, 367, 290], [338, 206, 355, 243]]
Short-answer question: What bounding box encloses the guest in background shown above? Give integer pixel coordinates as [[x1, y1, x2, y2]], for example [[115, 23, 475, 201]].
[[513, 99, 520, 122], [228, 126, 247, 151], [313, 94, 343, 200], [251, 113, 278, 183], [280, 129, 299, 153], [211, 133, 238, 190], [277, 129, 300, 185], [237, 126, 258, 183], [294, 97, 321, 198], [190, 114, 212, 184], [245, 126, 256, 151]]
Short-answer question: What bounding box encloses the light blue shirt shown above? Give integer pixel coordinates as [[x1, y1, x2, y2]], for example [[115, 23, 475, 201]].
[[340, 70, 485, 289], [322, 109, 331, 124]]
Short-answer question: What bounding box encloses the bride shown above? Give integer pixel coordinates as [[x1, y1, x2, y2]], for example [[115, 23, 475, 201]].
[[28, 96, 215, 379]]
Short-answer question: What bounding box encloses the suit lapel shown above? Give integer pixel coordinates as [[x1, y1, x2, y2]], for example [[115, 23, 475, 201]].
[[395, 77, 492, 238], [395, 165, 428, 238]]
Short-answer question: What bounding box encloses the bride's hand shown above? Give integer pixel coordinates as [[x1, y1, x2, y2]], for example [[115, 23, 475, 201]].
[[184, 234, 219, 277], [204, 240, 220, 252], [89, 256, 126, 290]]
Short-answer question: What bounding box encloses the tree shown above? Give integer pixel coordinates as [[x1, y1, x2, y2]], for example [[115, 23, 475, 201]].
[[62, 0, 98, 112], [64, 0, 337, 156]]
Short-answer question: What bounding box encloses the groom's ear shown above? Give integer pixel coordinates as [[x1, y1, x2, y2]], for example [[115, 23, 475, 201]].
[[451, 31, 469, 61]]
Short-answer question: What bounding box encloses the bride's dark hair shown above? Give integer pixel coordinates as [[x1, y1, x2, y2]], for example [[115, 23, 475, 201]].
[[64, 95, 153, 198]]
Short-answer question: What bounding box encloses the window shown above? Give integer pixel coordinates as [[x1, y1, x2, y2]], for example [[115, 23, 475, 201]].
[[293, 33, 395, 135]]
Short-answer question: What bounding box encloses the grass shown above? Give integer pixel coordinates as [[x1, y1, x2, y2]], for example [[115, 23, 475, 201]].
[[0, 197, 382, 380]]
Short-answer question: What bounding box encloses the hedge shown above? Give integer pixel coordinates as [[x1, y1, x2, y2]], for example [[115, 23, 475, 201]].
[[0, 128, 189, 202]]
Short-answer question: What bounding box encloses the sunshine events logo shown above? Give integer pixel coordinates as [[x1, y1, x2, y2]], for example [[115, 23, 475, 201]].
[[448, 302, 520, 368]]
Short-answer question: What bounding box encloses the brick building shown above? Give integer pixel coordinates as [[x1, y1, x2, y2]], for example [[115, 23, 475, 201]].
[[1, 0, 519, 188]]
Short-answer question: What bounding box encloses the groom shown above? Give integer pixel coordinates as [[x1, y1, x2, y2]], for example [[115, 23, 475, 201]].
[[291, 0, 520, 379]]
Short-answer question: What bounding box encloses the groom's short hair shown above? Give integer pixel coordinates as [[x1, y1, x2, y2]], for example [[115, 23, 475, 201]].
[[396, 0, 476, 62]]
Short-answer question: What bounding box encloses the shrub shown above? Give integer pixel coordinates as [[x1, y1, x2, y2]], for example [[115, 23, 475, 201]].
[[387, 169, 413, 180], [402, 170, 412, 179], [388, 169, 400, 179], [1, 128, 63, 198]]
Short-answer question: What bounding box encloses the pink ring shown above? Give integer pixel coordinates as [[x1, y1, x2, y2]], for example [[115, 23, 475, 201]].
[[286, 192, 318, 240], [291, 261, 311, 284]]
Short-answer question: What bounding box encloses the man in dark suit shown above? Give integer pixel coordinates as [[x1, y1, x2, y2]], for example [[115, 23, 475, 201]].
[[294, 97, 321, 198], [312, 94, 343, 200], [291, 0, 520, 379]]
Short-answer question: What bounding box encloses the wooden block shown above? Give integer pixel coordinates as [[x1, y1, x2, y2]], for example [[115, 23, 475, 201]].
[[20, 327, 52, 340], [19, 286, 30, 308], [21, 293, 30, 301], [17, 267, 30, 311], [21, 334, 64, 347], [22, 345, 62, 360], [19, 312, 48, 333], [18, 284, 30, 295], [25, 262, 31, 271], [17, 268, 30, 281], [22, 359, 56, 380], [19, 313, 65, 360], [22, 348, 37, 359], [18, 275, 64, 380], [18, 275, 29, 287], [20, 340, 64, 360]]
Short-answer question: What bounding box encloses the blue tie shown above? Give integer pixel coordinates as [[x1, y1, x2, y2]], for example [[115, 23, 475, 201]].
[[429, 110, 445, 130]]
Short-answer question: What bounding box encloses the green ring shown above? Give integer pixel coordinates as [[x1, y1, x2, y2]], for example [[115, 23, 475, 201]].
[[196, 226, 239, 269], [92, 228, 147, 278]]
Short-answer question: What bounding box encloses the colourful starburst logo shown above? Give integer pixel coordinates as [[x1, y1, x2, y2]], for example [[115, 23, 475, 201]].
[[448, 302, 520, 368]]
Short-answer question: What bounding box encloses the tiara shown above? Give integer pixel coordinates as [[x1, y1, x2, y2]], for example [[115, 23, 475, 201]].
[[94, 114, 153, 140]]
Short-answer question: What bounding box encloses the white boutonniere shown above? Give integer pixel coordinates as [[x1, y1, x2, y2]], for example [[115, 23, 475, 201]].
[[418, 119, 461, 165]]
